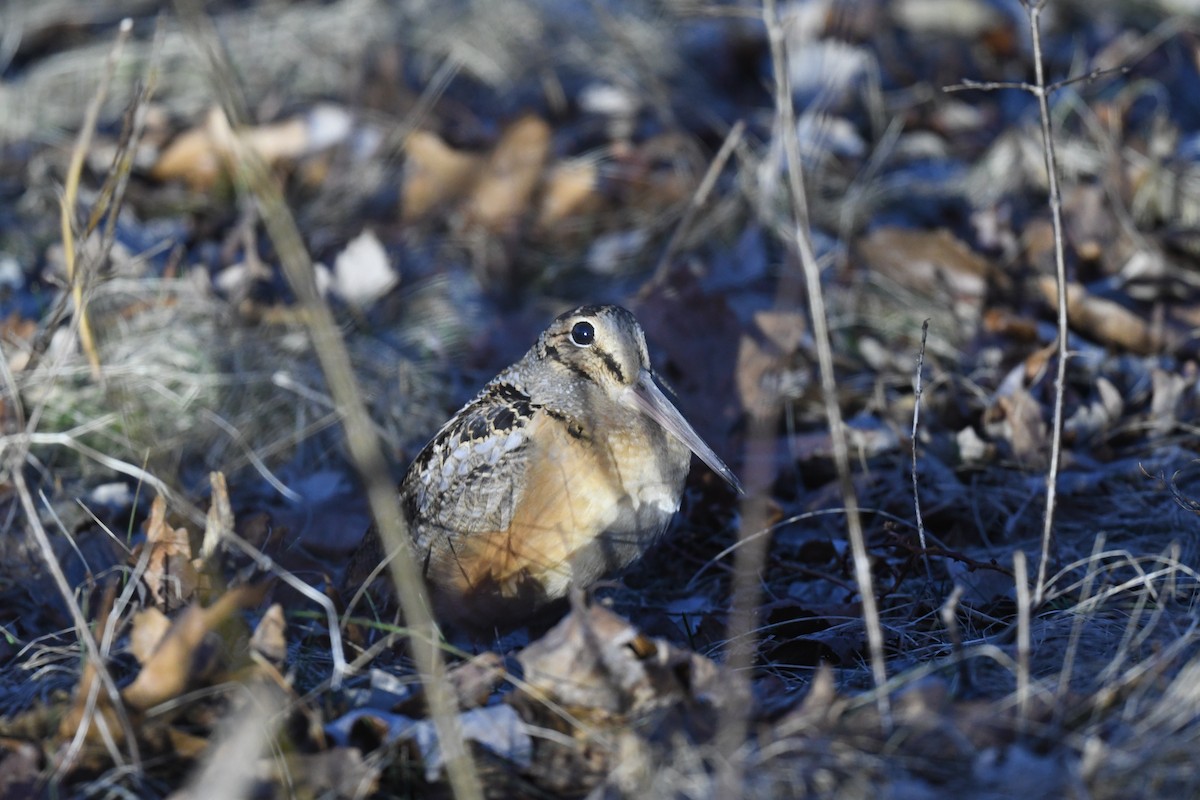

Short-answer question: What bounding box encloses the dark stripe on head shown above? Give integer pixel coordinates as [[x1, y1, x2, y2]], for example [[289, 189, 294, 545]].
[[595, 347, 625, 383], [546, 340, 593, 382]]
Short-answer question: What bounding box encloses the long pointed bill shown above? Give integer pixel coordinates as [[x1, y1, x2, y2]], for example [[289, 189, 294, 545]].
[[622, 370, 744, 494]]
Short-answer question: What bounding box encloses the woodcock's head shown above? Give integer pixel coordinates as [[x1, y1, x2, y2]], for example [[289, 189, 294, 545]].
[[533, 304, 742, 493]]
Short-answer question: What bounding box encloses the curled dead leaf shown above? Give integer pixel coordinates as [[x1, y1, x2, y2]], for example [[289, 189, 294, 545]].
[[515, 602, 732, 719], [151, 106, 352, 192], [736, 309, 809, 417], [536, 157, 602, 230], [466, 115, 552, 234], [121, 584, 265, 711], [141, 495, 199, 612], [984, 386, 1048, 468], [1037, 278, 1161, 354], [401, 130, 485, 221], [201, 471, 234, 561], [250, 603, 287, 666], [129, 607, 172, 665]]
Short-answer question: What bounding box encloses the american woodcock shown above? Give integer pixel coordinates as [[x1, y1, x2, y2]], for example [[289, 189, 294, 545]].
[[400, 304, 740, 633]]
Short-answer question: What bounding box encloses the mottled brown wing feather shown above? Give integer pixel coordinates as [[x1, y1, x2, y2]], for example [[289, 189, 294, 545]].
[[401, 379, 537, 554]]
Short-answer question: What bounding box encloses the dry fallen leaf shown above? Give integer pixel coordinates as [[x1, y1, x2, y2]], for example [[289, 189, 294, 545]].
[[151, 105, 353, 191], [401, 129, 485, 221], [250, 603, 287, 666], [141, 495, 199, 612], [129, 607, 173, 665], [516, 602, 729, 719], [200, 471, 234, 561], [736, 309, 809, 418], [536, 157, 603, 230], [511, 602, 745, 797], [985, 386, 1048, 468], [1037, 277, 1162, 354], [856, 226, 999, 346], [466, 115, 552, 234], [122, 584, 265, 711]]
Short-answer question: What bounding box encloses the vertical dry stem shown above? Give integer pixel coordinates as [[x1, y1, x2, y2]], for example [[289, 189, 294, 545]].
[[60, 18, 132, 380], [1026, 0, 1070, 607], [760, 0, 890, 718]]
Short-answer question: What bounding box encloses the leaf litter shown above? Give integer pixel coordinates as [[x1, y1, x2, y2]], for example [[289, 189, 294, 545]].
[[2, 0, 1200, 797]]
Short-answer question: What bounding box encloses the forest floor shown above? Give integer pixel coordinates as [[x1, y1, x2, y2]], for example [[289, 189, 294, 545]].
[[2, 1, 1200, 797]]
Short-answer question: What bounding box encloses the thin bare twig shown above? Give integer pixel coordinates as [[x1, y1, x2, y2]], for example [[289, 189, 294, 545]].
[[911, 318, 933, 584], [942, 63, 1129, 95], [1025, 0, 1071, 607], [940, 1, 1074, 608]]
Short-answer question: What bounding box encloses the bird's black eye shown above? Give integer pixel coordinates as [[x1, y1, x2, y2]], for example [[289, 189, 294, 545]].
[[570, 321, 595, 347]]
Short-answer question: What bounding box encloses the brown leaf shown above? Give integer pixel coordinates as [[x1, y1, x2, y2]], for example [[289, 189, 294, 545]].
[[986, 386, 1048, 468], [150, 116, 224, 191], [129, 607, 172, 665], [535, 157, 602, 230], [466, 115, 552, 234], [1037, 277, 1161, 353], [858, 226, 997, 300], [250, 603, 287, 666], [856, 226, 1000, 346], [982, 308, 1040, 343], [515, 602, 730, 719], [200, 471, 234, 561], [151, 106, 349, 192], [401, 130, 484, 221], [141, 495, 198, 611], [166, 727, 211, 760], [121, 585, 263, 711], [736, 309, 809, 418]]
